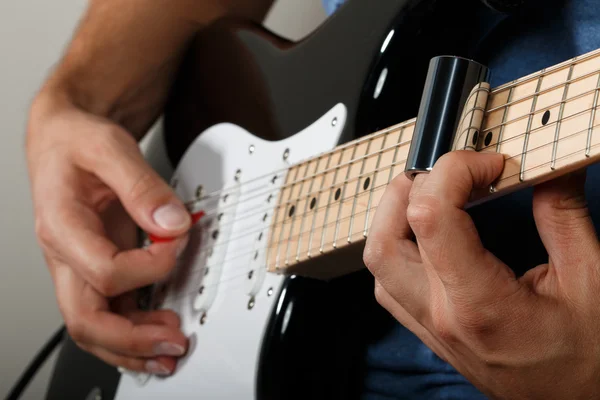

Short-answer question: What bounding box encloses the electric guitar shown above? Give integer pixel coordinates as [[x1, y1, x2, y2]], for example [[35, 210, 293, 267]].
[[45, 0, 600, 398]]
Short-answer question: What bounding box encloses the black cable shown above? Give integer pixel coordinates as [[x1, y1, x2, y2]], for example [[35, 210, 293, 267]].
[[4, 325, 66, 400]]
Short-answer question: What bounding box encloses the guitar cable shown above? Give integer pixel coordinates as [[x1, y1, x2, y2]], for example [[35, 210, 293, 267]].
[[4, 325, 66, 400]]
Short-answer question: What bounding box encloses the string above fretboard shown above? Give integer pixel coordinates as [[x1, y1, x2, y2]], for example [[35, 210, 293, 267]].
[[264, 46, 600, 280]]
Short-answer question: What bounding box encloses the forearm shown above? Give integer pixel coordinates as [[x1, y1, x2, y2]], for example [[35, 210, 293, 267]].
[[38, 0, 273, 138]]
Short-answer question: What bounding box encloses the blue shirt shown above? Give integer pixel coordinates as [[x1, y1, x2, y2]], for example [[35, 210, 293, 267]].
[[322, 0, 600, 399]]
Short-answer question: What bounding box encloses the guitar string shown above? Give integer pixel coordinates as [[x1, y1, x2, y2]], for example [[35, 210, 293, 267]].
[[165, 131, 600, 305], [164, 97, 599, 253], [162, 119, 600, 301], [177, 56, 600, 210], [177, 81, 600, 230], [174, 101, 600, 268], [147, 51, 600, 308], [489, 47, 600, 94]]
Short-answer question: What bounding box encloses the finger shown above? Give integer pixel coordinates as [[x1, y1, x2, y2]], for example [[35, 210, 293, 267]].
[[56, 266, 189, 359], [364, 173, 430, 321], [71, 121, 191, 239], [533, 170, 600, 266], [78, 343, 177, 376], [44, 193, 188, 297], [406, 151, 519, 300]]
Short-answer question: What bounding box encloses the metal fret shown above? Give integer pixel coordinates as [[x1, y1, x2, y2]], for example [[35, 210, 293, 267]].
[[586, 72, 600, 157], [344, 138, 373, 245], [306, 152, 334, 258], [324, 144, 358, 252], [551, 63, 575, 169], [274, 166, 300, 269], [494, 87, 514, 154], [363, 128, 400, 237], [294, 156, 322, 262], [520, 69, 546, 182], [283, 161, 312, 265]]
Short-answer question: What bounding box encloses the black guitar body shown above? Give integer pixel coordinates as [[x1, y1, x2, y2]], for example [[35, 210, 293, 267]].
[[45, 0, 537, 398]]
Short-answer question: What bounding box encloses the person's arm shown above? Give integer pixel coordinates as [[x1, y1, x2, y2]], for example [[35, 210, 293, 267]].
[[38, 0, 274, 137], [26, 0, 274, 376]]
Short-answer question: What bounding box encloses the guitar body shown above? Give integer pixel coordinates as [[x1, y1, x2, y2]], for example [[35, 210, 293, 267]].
[[45, 0, 520, 399]]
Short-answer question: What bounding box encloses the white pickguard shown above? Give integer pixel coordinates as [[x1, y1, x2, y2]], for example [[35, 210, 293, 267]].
[[114, 104, 347, 400]]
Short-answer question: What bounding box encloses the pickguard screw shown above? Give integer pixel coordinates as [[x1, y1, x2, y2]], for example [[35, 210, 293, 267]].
[[235, 169, 242, 182], [267, 287, 273, 297], [248, 270, 254, 280], [196, 185, 204, 199], [283, 148, 290, 161], [332, 117, 338, 127], [248, 297, 255, 310], [200, 313, 207, 325], [249, 144, 255, 154]]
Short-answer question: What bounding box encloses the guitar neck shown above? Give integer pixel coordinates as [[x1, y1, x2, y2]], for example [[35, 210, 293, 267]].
[[266, 46, 600, 280]]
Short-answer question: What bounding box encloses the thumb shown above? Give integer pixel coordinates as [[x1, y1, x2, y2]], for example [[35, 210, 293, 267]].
[[532, 170, 599, 266], [74, 126, 191, 239]]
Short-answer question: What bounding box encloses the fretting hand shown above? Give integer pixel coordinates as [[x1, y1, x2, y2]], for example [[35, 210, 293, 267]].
[[363, 150, 600, 399]]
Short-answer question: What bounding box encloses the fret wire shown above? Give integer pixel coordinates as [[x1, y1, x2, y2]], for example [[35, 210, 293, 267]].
[[520, 69, 546, 182], [283, 161, 311, 266], [464, 85, 483, 150], [307, 152, 334, 259], [551, 63, 575, 169], [295, 155, 322, 262], [222, 110, 600, 263], [270, 128, 600, 257], [363, 129, 390, 237], [586, 72, 600, 156], [323, 144, 358, 252], [496, 126, 600, 185], [278, 125, 405, 192], [274, 166, 300, 269], [276, 82, 600, 196], [482, 84, 600, 137], [493, 85, 513, 154], [345, 137, 373, 245]]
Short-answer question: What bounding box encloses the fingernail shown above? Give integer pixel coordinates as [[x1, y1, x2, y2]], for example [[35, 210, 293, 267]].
[[176, 235, 189, 258], [146, 360, 172, 376], [153, 204, 190, 231], [154, 342, 186, 356]]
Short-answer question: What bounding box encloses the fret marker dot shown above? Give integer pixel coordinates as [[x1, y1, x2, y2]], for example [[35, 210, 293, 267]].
[[542, 110, 551, 125], [363, 177, 371, 191], [472, 131, 479, 146], [288, 205, 295, 217], [212, 230, 219, 240], [258, 232, 263, 241], [254, 251, 259, 260], [263, 213, 268, 222], [484, 132, 492, 146], [310, 198, 316, 210], [335, 188, 341, 201]]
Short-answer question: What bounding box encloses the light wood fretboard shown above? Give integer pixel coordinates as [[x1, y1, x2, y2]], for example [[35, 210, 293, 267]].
[[266, 47, 600, 280]]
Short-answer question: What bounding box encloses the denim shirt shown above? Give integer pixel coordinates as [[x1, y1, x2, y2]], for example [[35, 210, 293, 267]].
[[321, 0, 600, 399]]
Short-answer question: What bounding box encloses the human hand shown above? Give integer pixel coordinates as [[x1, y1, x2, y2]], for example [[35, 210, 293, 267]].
[[363, 150, 600, 399], [26, 92, 192, 376]]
